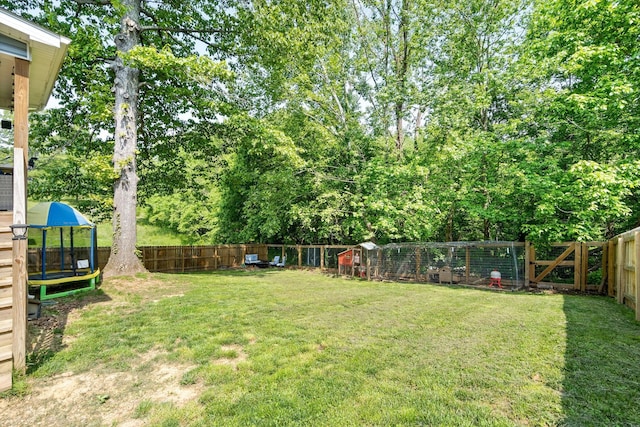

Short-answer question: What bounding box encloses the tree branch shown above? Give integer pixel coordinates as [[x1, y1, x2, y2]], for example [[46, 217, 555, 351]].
[[140, 26, 225, 35], [73, 0, 111, 5]]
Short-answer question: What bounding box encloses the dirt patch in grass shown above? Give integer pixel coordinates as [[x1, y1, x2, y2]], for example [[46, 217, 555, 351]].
[[0, 351, 202, 427], [107, 276, 182, 301], [0, 277, 205, 426]]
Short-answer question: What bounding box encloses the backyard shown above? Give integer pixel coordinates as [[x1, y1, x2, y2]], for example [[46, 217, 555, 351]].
[[1, 269, 640, 426]]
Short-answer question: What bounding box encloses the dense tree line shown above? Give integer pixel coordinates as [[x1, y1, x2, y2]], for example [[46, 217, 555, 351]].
[[4, 0, 640, 250]]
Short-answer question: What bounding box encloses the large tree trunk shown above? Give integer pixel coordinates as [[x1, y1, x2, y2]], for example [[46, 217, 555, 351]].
[[394, 0, 410, 153], [104, 0, 147, 277]]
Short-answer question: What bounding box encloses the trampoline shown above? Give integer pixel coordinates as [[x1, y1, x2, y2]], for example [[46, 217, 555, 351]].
[[28, 202, 100, 300]]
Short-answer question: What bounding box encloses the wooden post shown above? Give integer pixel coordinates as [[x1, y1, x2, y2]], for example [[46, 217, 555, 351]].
[[524, 241, 531, 288], [153, 246, 158, 272], [529, 244, 536, 284], [11, 238, 27, 372], [415, 247, 421, 281], [366, 251, 371, 281], [14, 59, 29, 171], [297, 245, 302, 268], [581, 242, 589, 291], [599, 244, 608, 294], [608, 239, 615, 297], [12, 58, 30, 374], [635, 232, 640, 321], [574, 242, 582, 290], [617, 236, 624, 304], [320, 246, 325, 270], [11, 148, 27, 372], [351, 249, 355, 277]]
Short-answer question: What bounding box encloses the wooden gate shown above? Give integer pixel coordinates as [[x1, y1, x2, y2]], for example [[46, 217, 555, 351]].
[[527, 242, 606, 291]]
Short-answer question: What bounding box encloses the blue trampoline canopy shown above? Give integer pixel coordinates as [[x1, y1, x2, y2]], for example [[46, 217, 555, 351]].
[[28, 201, 94, 228]]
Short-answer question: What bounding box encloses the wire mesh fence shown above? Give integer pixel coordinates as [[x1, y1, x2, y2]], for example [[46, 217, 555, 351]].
[[365, 242, 526, 288]]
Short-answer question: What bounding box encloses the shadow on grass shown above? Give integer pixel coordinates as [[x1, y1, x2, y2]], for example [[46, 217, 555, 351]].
[[26, 289, 111, 374], [562, 294, 640, 425], [185, 267, 294, 278]]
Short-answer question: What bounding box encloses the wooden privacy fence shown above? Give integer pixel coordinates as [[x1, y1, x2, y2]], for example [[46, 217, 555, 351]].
[[610, 227, 640, 321], [50, 244, 352, 274]]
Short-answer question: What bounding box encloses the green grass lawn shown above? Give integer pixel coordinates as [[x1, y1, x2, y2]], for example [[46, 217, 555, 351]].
[[17, 270, 640, 425]]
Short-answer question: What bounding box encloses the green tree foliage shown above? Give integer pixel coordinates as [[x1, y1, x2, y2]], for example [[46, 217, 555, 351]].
[[519, 0, 640, 240], [6, 0, 640, 247], [3, 0, 235, 274]]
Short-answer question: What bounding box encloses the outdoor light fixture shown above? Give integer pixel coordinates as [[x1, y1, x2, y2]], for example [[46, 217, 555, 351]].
[[10, 223, 28, 240]]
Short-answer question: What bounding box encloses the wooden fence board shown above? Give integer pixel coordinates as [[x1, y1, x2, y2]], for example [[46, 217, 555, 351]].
[[633, 231, 640, 320], [608, 231, 640, 320], [0, 359, 11, 392]]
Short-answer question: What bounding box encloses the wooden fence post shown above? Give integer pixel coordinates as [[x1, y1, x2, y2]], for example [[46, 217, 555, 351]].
[[599, 244, 608, 294], [297, 246, 302, 268], [574, 242, 581, 290], [529, 244, 536, 284], [617, 236, 624, 304], [320, 246, 325, 270], [608, 240, 615, 297], [635, 232, 640, 321], [581, 242, 588, 292], [416, 247, 421, 281]]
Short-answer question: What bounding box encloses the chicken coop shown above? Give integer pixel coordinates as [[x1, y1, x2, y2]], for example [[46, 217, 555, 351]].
[[364, 241, 525, 288]]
